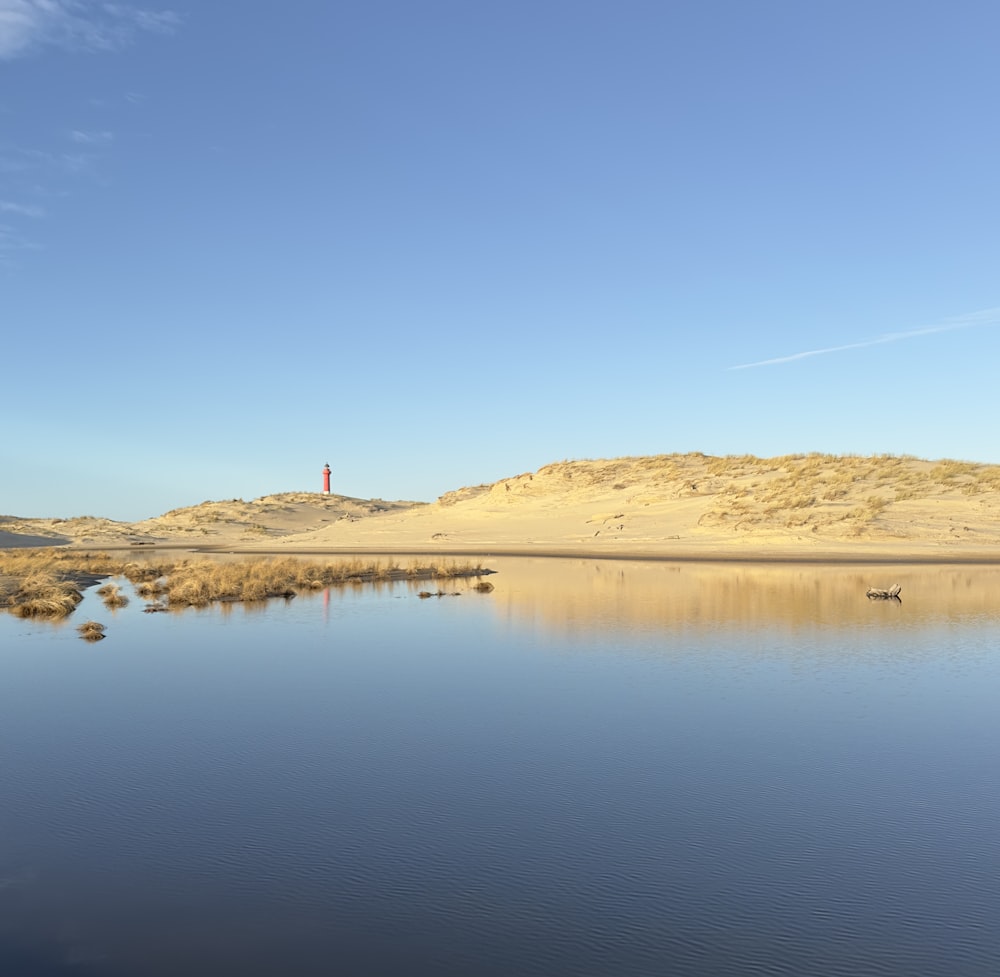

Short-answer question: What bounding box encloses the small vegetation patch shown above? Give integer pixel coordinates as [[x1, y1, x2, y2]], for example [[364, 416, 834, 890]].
[[8, 571, 83, 619], [97, 583, 129, 608]]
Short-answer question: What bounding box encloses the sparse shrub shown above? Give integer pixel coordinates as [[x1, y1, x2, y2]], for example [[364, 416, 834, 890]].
[[931, 460, 977, 483], [973, 466, 1000, 492], [866, 495, 888, 514]]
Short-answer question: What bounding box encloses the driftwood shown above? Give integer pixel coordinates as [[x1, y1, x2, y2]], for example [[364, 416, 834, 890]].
[[866, 583, 901, 601]]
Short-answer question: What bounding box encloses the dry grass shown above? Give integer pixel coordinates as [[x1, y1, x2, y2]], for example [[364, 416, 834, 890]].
[[521, 452, 1000, 545], [97, 583, 129, 608], [135, 579, 167, 598], [76, 620, 106, 641], [931, 460, 978, 483], [8, 570, 84, 618], [0, 550, 493, 615], [0, 549, 121, 577], [961, 464, 1000, 495], [644, 451, 999, 541], [161, 557, 490, 606]]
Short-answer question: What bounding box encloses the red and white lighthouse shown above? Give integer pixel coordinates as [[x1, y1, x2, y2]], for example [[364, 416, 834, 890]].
[[322, 463, 331, 495]]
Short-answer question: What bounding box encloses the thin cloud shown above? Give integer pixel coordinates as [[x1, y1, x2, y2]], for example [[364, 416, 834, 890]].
[[728, 307, 1000, 371], [102, 3, 179, 35], [0, 198, 44, 217], [0, 0, 180, 60], [59, 151, 98, 172], [1, 146, 98, 175], [0, 222, 42, 259], [1, 3, 179, 272], [70, 128, 114, 144]]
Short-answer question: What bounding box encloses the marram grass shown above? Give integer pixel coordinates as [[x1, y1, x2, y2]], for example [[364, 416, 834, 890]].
[[7, 571, 83, 619], [0, 551, 492, 617], [97, 583, 130, 608]]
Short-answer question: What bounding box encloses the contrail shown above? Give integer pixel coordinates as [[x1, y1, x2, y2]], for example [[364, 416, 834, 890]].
[[728, 306, 1000, 370]]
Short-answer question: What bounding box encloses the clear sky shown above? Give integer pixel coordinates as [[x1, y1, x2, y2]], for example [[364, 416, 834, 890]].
[[2, 1, 998, 521]]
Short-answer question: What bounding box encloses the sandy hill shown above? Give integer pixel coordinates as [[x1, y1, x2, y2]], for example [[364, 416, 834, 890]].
[[2, 454, 999, 560], [259, 453, 1000, 559], [0, 493, 421, 549]]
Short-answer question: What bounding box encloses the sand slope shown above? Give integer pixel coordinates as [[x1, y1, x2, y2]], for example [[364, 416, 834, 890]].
[[3, 454, 999, 560]]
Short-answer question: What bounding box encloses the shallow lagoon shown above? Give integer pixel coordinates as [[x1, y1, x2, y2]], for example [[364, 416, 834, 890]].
[[2, 558, 999, 976]]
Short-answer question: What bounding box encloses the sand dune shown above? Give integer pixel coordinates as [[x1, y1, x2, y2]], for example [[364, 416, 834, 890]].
[[3, 453, 999, 560]]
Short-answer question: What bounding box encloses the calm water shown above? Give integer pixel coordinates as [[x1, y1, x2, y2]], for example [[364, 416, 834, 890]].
[[1, 557, 999, 976]]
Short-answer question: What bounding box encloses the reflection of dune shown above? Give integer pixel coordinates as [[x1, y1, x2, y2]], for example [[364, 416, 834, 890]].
[[485, 558, 1000, 640]]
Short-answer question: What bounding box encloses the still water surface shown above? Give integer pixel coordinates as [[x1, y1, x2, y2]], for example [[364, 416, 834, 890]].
[[1, 558, 999, 976]]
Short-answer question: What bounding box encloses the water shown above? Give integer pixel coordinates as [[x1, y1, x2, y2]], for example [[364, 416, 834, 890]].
[[1, 558, 999, 976]]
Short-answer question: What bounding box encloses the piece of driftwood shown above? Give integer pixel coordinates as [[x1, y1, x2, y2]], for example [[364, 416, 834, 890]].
[[866, 583, 901, 601]]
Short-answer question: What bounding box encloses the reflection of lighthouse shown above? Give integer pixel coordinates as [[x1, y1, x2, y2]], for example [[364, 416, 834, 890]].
[[322, 463, 331, 495]]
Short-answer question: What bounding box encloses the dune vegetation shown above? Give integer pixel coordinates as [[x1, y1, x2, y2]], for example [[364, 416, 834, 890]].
[[0, 550, 493, 618], [4, 570, 85, 619], [459, 452, 1000, 545]]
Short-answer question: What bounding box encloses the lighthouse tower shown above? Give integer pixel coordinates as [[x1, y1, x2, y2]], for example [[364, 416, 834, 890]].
[[322, 463, 331, 495]]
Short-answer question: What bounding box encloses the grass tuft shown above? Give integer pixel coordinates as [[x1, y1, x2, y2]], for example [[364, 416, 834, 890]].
[[8, 571, 83, 618], [76, 620, 106, 641], [97, 583, 129, 608]]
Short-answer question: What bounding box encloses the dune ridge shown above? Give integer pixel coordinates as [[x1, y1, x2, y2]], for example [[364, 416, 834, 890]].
[[2, 453, 999, 560]]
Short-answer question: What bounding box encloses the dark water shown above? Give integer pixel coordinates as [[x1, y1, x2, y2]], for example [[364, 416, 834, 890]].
[[1, 558, 999, 976]]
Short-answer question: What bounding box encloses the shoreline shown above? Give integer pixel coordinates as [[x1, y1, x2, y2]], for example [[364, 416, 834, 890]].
[[29, 541, 1000, 566], [210, 550, 1000, 566]]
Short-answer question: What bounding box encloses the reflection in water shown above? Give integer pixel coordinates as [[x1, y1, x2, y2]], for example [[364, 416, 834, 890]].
[[483, 557, 1000, 638]]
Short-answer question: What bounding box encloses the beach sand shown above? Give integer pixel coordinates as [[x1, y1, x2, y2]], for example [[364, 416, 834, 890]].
[[2, 454, 998, 562]]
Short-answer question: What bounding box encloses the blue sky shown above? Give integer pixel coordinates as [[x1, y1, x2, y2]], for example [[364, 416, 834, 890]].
[[2, 1, 998, 521]]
